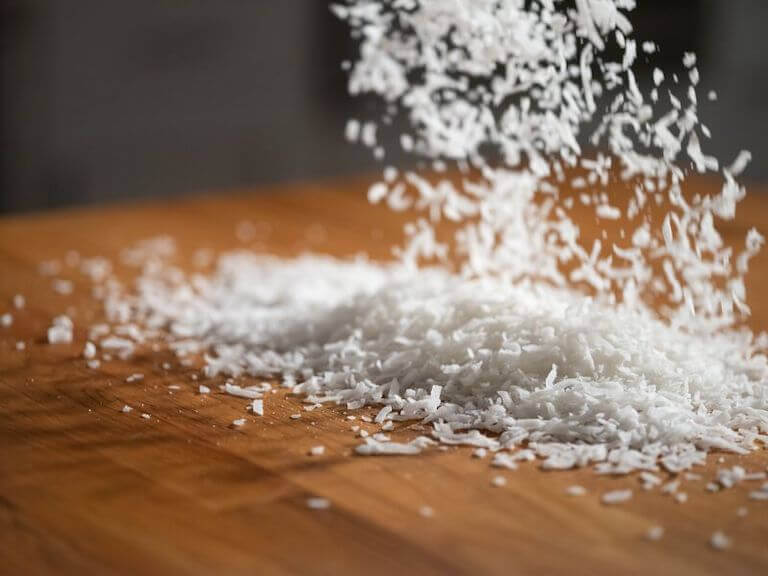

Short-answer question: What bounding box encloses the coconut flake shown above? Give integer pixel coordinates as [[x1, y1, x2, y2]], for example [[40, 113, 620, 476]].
[[602, 489, 633, 505], [709, 531, 731, 550]]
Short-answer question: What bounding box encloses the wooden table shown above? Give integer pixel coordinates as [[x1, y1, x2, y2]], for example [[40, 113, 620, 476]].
[[1, 178, 767, 575]]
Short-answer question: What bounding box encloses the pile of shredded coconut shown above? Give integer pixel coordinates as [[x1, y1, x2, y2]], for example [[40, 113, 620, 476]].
[[86, 246, 767, 473], [32, 0, 768, 476]]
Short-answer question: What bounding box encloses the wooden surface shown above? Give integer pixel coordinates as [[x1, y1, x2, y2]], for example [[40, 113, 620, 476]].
[[1, 178, 767, 576]]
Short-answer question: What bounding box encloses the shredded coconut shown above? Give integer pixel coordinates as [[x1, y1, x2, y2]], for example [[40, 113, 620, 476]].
[[52, 279, 74, 295], [306, 497, 331, 510], [709, 531, 731, 550], [83, 341, 97, 359], [491, 475, 508, 487], [418, 505, 435, 518], [646, 525, 664, 541], [602, 489, 633, 504], [309, 445, 326, 456], [79, 249, 768, 475], [47, 315, 73, 344]]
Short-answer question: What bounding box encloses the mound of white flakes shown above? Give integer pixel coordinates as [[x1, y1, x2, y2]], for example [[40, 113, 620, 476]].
[[98, 250, 768, 473]]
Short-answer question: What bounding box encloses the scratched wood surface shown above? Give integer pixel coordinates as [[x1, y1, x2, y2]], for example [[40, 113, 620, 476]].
[[1, 178, 767, 576]]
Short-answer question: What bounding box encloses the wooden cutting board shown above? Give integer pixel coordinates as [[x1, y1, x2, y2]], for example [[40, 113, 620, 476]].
[[1, 177, 767, 576]]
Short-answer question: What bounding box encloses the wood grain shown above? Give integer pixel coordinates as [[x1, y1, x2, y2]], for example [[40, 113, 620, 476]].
[[1, 177, 767, 576]]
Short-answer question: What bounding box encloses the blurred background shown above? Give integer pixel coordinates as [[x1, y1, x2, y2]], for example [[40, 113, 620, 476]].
[[2, 0, 767, 214]]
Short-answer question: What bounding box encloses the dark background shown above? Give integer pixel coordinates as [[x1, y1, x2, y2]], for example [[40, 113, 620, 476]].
[[2, 1, 767, 214]]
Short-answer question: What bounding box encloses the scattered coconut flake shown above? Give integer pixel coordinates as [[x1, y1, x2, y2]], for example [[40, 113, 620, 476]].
[[661, 480, 680, 495], [309, 445, 326, 456], [709, 531, 731, 550], [47, 315, 73, 343], [52, 279, 74, 295], [356, 436, 434, 456], [743, 471, 766, 482], [125, 373, 144, 383], [223, 383, 262, 400], [716, 466, 746, 489], [646, 526, 665, 541], [602, 490, 633, 505], [306, 497, 331, 510], [100, 336, 134, 357], [640, 472, 662, 490], [418, 505, 434, 518], [472, 448, 488, 459], [491, 475, 508, 487], [1, 313, 13, 328], [121, 405, 133, 413], [83, 341, 97, 359], [566, 485, 587, 497], [252, 398, 264, 416], [199, 385, 211, 395], [232, 418, 246, 427]]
